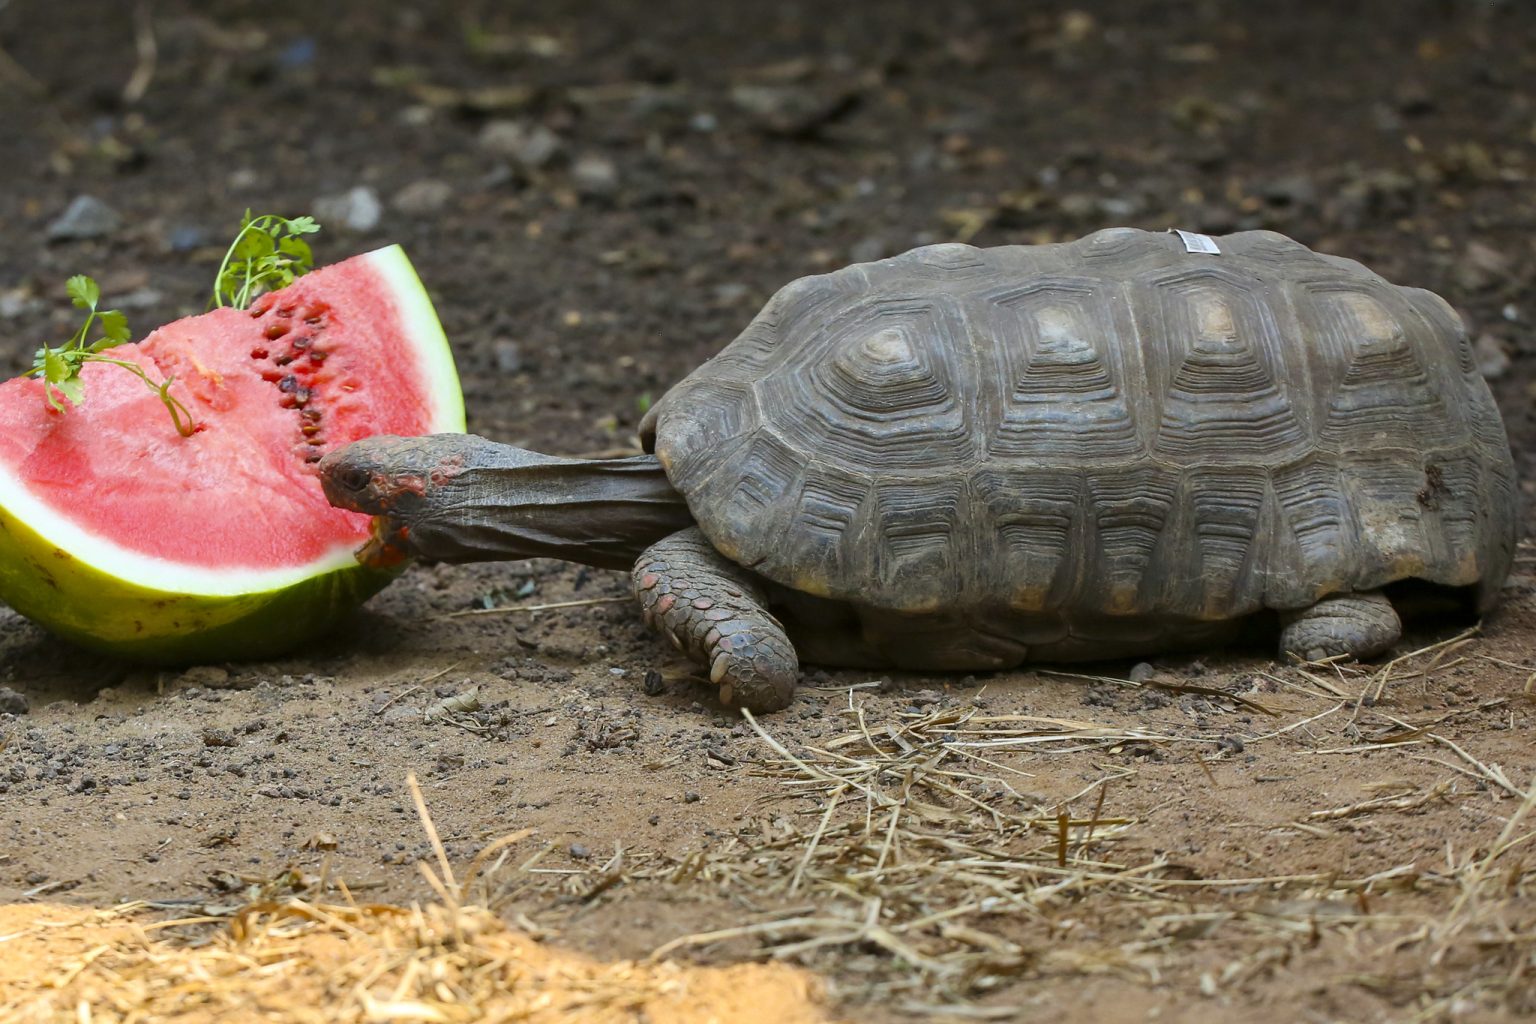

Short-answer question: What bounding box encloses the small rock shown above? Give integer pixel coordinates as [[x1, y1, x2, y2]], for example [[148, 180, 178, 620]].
[[730, 82, 859, 138], [47, 196, 121, 241], [712, 282, 751, 307], [1454, 241, 1511, 293], [108, 287, 164, 310], [1259, 175, 1317, 208], [382, 705, 422, 725], [165, 225, 210, 252], [201, 728, 237, 748], [479, 120, 563, 168], [1082, 685, 1120, 708], [391, 179, 454, 216], [277, 37, 318, 70], [683, 790, 700, 804], [569, 843, 590, 860], [0, 687, 29, 715], [227, 168, 261, 191], [1475, 334, 1511, 380], [0, 288, 44, 320], [492, 339, 523, 374], [398, 104, 436, 128], [1128, 661, 1156, 683], [177, 665, 231, 689], [849, 236, 887, 264], [571, 154, 619, 197], [1394, 82, 1434, 116], [313, 186, 383, 232], [643, 669, 665, 696]]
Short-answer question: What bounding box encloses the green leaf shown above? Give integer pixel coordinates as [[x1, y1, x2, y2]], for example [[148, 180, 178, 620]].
[[43, 349, 70, 384], [211, 211, 324, 310], [66, 275, 99, 311], [97, 309, 130, 345], [52, 375, 84, 407], [276, 236, 313, 264], [233, 227, 273, 262]]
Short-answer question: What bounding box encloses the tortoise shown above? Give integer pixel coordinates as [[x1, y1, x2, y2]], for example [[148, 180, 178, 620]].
[[319, 228, 1517, 712]]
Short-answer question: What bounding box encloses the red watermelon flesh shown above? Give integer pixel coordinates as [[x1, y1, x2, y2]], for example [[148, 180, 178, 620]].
[[0, 244, 463, 658]]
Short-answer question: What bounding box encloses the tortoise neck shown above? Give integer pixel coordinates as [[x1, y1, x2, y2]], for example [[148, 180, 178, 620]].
[[400, 444, 696, 571]]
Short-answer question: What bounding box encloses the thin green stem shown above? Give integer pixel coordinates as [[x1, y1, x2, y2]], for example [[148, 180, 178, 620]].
[[212, 228, 242, 308], [89, 356, 197, 437]]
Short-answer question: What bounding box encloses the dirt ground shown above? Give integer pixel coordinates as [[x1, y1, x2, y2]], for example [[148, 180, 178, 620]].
[[1, 1, 1534, 1021]]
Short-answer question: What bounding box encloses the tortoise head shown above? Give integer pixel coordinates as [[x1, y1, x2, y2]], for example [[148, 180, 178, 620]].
[[319, 434, 502, 567]]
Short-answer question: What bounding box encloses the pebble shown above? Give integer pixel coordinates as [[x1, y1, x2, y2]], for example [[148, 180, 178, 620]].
[[492, 339, 523, 374], [849, 236, 887, 264], [569, 843, 591, 860], [47, 195, 121, 241], [165, 224, 210, 252], [382, 705, 422, 725], [0, 687, 29, 715], [391, 179, 454, 216], [0, 288, 43, 320], [109, 287, 165, 310], [313, 186, 383, 232], [1454, 241, 1510, 292], [479, 120, 563, 168], [1474, 333, 1511, 380], [176, 665, 231, 690], [571, 154, 620, 197]]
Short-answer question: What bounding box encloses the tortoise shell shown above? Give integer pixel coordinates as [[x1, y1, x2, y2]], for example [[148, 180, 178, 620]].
[[644, 228, 1516, 624]]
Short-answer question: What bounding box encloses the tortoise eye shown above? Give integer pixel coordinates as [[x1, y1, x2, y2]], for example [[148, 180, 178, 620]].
[[334, 465, 372, 493]]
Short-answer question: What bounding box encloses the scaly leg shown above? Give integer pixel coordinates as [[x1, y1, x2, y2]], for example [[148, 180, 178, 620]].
[[1279, 590, 1402, 662], [632, 529, 799, 711]]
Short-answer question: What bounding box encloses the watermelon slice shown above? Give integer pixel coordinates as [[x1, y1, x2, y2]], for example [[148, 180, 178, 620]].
[[0, 245, 464, 662]]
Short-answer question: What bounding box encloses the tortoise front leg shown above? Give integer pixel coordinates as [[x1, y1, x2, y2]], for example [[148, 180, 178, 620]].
[[632, 528, 799, 712], [1279, 590, 1402, 662]]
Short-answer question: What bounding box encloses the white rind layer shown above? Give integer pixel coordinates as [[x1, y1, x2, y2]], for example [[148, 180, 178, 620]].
[[0, 468, 365, 595], [0, 245, 463, 598], [367, 246, 467, 434]]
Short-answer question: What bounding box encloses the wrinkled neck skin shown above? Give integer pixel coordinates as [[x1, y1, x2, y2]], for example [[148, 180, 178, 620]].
[[321, 434, 696, 571]]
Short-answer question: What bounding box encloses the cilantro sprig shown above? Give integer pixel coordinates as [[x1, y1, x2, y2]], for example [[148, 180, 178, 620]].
[[211, 211, 321, 309], [29, 276, 195, 437]]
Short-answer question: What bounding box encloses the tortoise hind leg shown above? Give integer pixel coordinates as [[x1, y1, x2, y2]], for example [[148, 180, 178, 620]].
[[1279, 590, 1401, 662], [632, 528, 799, 712]]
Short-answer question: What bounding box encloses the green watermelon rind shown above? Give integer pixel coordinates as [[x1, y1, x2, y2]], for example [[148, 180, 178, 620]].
[[0, 245, 464, 664], [0, 504, 398, 662]]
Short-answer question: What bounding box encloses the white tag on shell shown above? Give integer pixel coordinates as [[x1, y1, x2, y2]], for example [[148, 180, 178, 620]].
[[1171, 229, 1222, 255]]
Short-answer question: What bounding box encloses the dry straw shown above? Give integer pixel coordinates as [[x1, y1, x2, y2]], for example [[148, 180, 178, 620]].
[[1, 628, 1531, 1021]]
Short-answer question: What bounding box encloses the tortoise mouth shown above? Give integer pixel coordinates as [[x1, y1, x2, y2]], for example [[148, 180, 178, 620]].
[[355, 515, 411, 569]]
